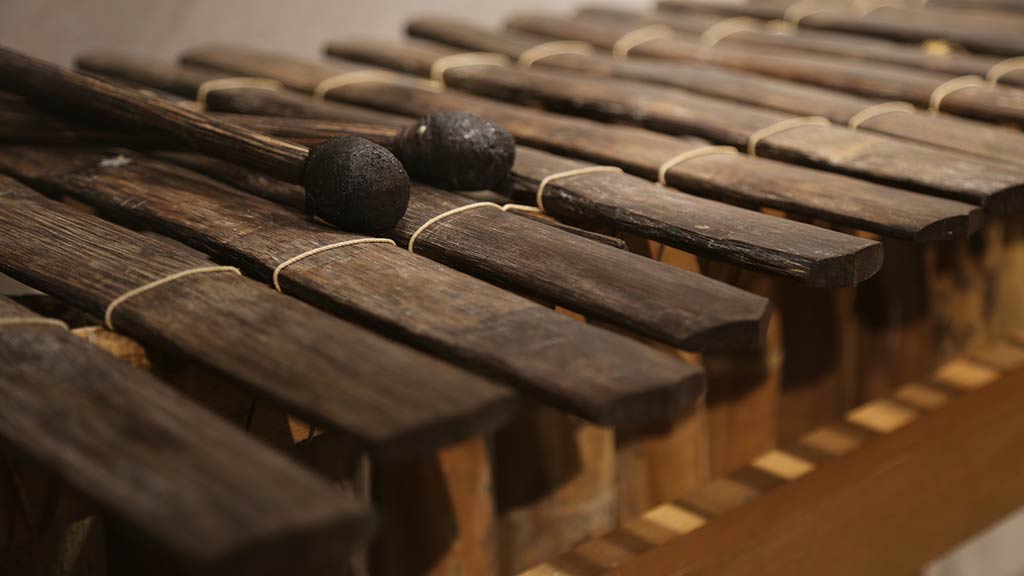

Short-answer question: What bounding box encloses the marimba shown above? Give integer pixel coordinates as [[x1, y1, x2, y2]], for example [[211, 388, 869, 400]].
[[1, 0, 1023, 574]]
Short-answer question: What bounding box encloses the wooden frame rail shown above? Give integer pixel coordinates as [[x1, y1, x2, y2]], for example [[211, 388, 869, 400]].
[[522, 337, 1024, 575]]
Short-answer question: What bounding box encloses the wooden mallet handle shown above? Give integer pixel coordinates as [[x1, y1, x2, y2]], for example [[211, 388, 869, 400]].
[[0, 45, 409, 233]]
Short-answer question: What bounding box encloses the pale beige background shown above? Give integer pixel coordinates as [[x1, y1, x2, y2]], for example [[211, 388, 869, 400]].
[[1, 0, 1023, 573]]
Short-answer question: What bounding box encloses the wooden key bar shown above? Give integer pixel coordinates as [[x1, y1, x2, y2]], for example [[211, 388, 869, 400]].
[[64, 57, 883, 287], [504, 14, 1024, 126], [0, 175, 516, 460], [0, 296, 372, 574], [657, 0, 1024, 56], [406, 16, 1024, 167], [153, 151, 771, 352], [0, 45, 409, 233], [577, 7, 1024, 88], [324, 37, 1024, 211], [0, 145, 704, 426], [178, 46, 981, 241]]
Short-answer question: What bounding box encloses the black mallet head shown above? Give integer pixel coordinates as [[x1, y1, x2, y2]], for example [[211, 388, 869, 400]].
[[395, 112, 516, 191], [303, 135, 411, 234]]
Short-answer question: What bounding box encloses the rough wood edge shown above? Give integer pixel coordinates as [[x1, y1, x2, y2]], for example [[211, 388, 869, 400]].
[[519, 333, 1024, 575]]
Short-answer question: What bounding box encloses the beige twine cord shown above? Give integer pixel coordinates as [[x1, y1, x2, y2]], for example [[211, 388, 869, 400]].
[[847, 101, 916, 129], [104, 266, 240, 330], [0, 318, 69, 330], [613, 25, 675, 60], [928, 75, 986, 112], [408, 168, 624, 247], [194, 77, 283, 110], [518, 41, 595, 68], [312, 70, 436, 100], [700, 17, 763, 47], [783, 0, 842, 26], [408, 202, 504, 253], [747, 116, 831, 156], [987, 57, 1024, 85], [429, 52, 512, 88], [272, 238, 397, 291], [535, 166, 624, 211], [657, 146, 739, 185]]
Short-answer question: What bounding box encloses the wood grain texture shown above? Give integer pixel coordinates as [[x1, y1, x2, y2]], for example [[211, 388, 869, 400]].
[[518, 348, 1024, 576], [161, 150, 769, 352], [407, 17, 1024, 167], [657, 0, 1024, 56], [0, 146, 703, 426], [75, 52, 408, 125], [0, 46, 308, 183], [494, 401, 617, 575], [62, 58, 884, 287], [0, 174, 515, 460], [505, 147, 881, 287], [326, 37, 1024, 212], [595, 356, 1024, 576], [578, 7, 1024, 88], [0, 296, 372, 574], [505, 14, 1024, 126], [180, 46, 982, 241], [370, 437, 498, 576]]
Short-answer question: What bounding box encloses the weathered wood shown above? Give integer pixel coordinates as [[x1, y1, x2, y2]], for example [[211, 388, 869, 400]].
[[0, 174, 516, 459], [505, 14, 1024, 126], [159, 150, 769, 352], [370, 437, 497, 576], [0, 146, 703, 426], [658, 0, 1024, 56], [493, 401, 616, 575], [407, 17, 1024, 166], [0, 90, 512, 193], [67, 57, 885, 287], [588, 355, 1024, 576], [327, 37, 1024, 211], [75, 52, 410, 125], [0, 46, 409, 233], [579, 7, 1024, 88], [180, 46, 981, 242], [519, 349, 1024, 576], [505, 148, 880, 287], [0, 296, 373, 574]]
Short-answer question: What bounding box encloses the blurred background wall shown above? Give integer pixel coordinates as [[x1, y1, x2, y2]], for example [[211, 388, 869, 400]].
[[1, 1, 1023, 574], [0, 0, 645, 65]]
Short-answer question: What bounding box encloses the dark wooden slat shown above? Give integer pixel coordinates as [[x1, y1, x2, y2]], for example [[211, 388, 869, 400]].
[[0, 146, 703, 426], [179, 46, 981, 241], [0, 296, 372, 574], [75, 52, 410, 124], [578, 7, 1024, 88], [0, 174, 515, 460], [327, 38, 1024, 211], [64, 58, 882, 287], [0, 45, 409, 233], [159, 151, 770, 352], [0, 91, 512, 193], [657, 0, 1024, 56], [504, 14, 1024, 126], [506, 147, 881, 287], [0, 96, 881, 287], [407, 17, 1024, 167]]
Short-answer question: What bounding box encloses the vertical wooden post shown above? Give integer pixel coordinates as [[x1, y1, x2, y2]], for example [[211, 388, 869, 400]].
[[990, 215, 1024, 340], [614, 398, 710, 522], [494, 401, 616, 575], [370, 436, 497, 576], [855, 238, 934, 401], [777, 282, 858, 443], [612, 241, 711, 519], [699, 258, 781, 478]]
